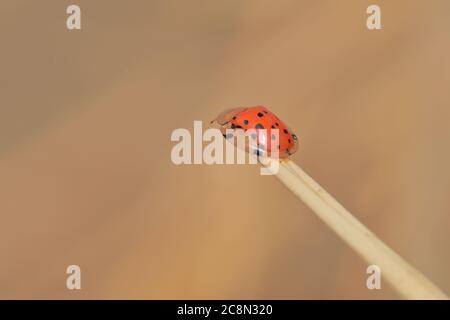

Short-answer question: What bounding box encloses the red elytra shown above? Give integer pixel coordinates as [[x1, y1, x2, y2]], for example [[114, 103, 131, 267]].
[[212, 106, 298, 159]]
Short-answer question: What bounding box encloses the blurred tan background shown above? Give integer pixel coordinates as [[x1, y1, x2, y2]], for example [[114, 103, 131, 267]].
[[0, 0, 449, 299]]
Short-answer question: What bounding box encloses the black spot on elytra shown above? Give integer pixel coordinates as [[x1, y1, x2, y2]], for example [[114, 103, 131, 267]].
[[275, 122, 279, 126], [283, 129, 288, 134], [288, 139, 291, 143], [255, 123, 264, 129], [244, 119, 249, 125], [235, 125, 242, 129], [271, 125, 276, 129], [257, 112, 264, 117]]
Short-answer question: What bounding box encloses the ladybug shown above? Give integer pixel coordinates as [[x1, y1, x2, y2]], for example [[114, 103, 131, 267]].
[[211, 106, 298, 159]]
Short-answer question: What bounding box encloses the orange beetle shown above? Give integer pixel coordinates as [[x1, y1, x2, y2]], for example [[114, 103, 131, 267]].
[[212, 106, 298, 159]]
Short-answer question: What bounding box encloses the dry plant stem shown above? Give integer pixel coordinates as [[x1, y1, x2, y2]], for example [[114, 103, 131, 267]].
[[265, 158, 448, 300]]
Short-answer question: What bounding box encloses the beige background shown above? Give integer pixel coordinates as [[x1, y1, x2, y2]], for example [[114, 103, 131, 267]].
[[0, 0, 449, 299]]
